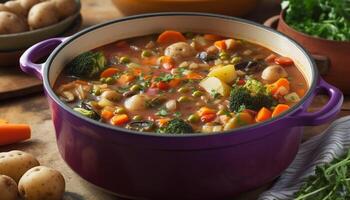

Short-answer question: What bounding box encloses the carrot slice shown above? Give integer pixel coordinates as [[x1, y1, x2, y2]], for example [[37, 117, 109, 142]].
[[100, 68, 118, 78], [275, 56, 294, 66], [268, 78, 290, 95], [255, 107, 272, 122], [157, 30, 186, 45], [117, 74, 135, 85], [186, 72, 204, 80], [214, 40, 227, 50], [168, 78, 181, 88], [101, 110, 114, 120], [142, 56, 158, 65], [204, 34, 223, 41], [111, 114, 129, 125], [157, 118, 171, 127], [198, 107, 215, 117], [0, 124, 31, 146], [272, 104, 290, 117]]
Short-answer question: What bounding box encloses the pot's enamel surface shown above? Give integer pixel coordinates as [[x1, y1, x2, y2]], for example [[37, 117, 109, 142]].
[[20, 13, 343, 199]]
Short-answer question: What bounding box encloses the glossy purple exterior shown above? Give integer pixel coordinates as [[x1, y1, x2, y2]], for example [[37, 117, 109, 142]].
[[20, 13, 343, 200]]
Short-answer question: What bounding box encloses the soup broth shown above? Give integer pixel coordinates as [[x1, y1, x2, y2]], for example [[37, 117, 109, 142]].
[[55, 31, 308, 134]]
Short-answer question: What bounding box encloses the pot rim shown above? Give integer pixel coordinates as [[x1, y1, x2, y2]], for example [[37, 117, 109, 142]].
[[279, 9, 350, 44], [43, 12, 318, 138]]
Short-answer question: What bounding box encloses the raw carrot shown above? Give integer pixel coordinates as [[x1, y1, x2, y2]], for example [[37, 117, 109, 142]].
[[0, 124, 31, 146], [168, 78, 181, 88], [265, 53, 277, 63], [157, 30, 186, 44], [101, 110, 114, 120], [201, 113, 216, 123], [186, 72, 204, 80], [268, 78, 290, 95], [214, 40, 227, 50], [272, 104, 290, 117], [100, 68, 118, 78], [111, 114, 129, 125], [204, 34, 223, 41], [275, 56, 294, 66], [198, 107, 215, 117], [255, 107, 272, 122], [117, 74, 135, 85]]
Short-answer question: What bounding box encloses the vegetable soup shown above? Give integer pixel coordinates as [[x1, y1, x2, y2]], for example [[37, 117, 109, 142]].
[[54, 30, 308, 134]]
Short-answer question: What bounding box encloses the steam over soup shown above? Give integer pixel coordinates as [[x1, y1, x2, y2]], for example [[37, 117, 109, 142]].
[[54, 30, 308, 134]]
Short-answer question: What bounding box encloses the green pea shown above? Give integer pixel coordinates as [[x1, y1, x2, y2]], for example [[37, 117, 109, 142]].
[[219, 51, 229, 60], [192, 90, 203, 97], [105, 77, 115, 85], [177, 87, 189, 93], [130, 84, 141, 92], [231, 56, 241, 64], [187, 114, 200, 123], [132, 115, 143, 121], [177, 96, 191, 103], [115, 107, 126, 114], [120, 56, 130, 64], [141, 50, 152, 58]]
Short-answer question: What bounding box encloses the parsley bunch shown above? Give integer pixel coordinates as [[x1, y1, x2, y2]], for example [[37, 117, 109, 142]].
[[282, 0, 350, 41], [295, 150, 350, 199]]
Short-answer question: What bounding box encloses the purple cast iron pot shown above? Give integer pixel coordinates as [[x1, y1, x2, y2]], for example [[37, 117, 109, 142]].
[[20, 13, 343, 200]]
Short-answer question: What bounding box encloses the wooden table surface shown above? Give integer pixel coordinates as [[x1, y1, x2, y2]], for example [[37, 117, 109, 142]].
[[0, 0, 349, 199]]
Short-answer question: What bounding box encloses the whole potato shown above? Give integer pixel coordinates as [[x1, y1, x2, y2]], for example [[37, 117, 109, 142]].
[[19, 0, 41, 11], [28, 1, 59, 29], [52, 0, 78, 18], [18, 166, 65, 200], [5, 0, 27, 17], [0, 175, 18, 200], [0, 3, 10, 12], [0, 150, 39, 182]]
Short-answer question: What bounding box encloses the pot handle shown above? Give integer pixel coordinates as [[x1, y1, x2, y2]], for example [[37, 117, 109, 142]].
[[288, 78, 343, 126], [20, 37, 67, 80]]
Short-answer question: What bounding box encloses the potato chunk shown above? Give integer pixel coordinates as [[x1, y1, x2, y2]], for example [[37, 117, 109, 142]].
[[208, 64, 237, 84], [199, 77, 231, 97]]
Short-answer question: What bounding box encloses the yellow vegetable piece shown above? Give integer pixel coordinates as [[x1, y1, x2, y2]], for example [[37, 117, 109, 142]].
[[207, 64, 237, 84], [199, 77, 231, 97]]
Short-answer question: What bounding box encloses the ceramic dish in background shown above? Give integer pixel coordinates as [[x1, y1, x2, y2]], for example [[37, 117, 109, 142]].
[[0, 0, 81, 52], [264, 10, 350, 95], [20, 13, 342, 200], [111, 0, 259, 16]]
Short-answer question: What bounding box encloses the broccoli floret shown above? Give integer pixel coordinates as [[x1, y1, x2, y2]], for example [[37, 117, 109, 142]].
[[67, 51, 106, 78], [157, 119, 193, 134], [229, 79, 276, 112]]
